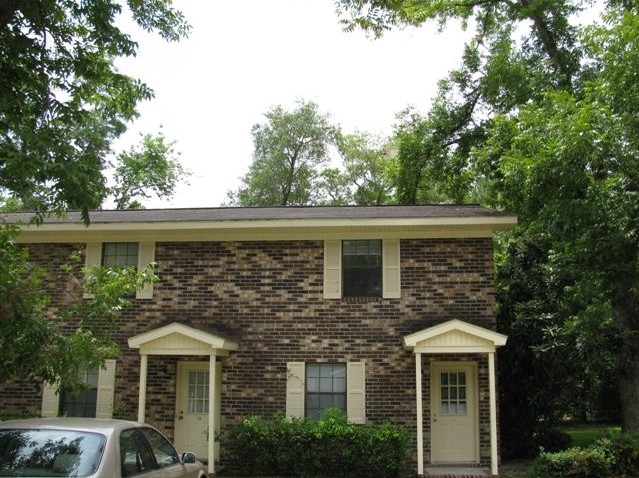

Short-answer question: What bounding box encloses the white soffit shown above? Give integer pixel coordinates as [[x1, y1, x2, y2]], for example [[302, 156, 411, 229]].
[[128, 322, 238, 356], [404, 319, 507, 354]]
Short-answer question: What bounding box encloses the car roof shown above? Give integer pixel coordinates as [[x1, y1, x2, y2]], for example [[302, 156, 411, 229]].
[[0, 418, 149, 434]]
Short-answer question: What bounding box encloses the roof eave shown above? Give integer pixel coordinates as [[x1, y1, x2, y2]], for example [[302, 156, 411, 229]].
[[12, 216, 517, 243]]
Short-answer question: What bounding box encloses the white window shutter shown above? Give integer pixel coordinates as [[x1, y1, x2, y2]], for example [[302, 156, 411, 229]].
[[286, 362, 305, 420], [382, 239, 401, 299], [323, 240, 342, 299], [83, 243, 102, 299], [85, 242, 102, 268], [41, 383, 59, 418], [136, 242, 156, 299], [96, 359, 117, 418], [347, 362, 366, 424]]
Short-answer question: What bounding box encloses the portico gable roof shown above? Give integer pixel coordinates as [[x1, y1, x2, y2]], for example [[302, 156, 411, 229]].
[[128, 322, 238, 356], [403, 319, 507, 354]]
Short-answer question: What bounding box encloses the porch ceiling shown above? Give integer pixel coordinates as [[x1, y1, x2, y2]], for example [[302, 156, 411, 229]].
[[403, 319, 507, 354], [128, 322, 238, 356]]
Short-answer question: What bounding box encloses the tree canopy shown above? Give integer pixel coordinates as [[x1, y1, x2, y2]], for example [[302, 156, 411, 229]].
[[227, 100, 338, 207], [0, 0, 188, 390], [0, 0, 189, 221], [336, 0, 639, 436], [111, 132, 190, 210]]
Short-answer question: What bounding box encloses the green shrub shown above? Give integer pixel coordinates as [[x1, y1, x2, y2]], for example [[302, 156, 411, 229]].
[[529, 433, 639, 478], [594, 434, 639, 478], [529, 447, 613, 478], [223, 408, 409, 478]]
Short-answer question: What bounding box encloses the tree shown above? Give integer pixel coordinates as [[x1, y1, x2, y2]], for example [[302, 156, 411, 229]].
[[111, 132, 190, 210], [338, 132, 396, 205], [0, 0, 187, 390], [0, 0, 189, 221], [0, 225, 155, 391], [337, 0, 584, 204], [316, 132, 395, 206], [227, 100, 338, 206], [336, 0, 639, 434]]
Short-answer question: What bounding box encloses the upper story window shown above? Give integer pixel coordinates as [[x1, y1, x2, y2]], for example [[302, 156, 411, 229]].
[[323, 239, 400, 299], [342, 240, 382, 297], [85, 242, 155, 300], [102, 242, 139, 268]]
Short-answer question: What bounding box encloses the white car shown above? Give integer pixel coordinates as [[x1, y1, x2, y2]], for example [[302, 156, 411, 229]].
[[0, 418, 208, 478]]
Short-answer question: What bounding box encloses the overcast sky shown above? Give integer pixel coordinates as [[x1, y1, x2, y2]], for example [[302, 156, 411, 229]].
[[114, 1, 470, 209]]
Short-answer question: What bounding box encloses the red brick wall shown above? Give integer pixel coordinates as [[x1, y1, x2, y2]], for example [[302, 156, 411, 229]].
[[0, 238, 498, 468]]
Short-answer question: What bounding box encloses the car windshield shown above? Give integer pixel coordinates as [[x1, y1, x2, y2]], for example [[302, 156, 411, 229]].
[[0, 429, 105, 477]]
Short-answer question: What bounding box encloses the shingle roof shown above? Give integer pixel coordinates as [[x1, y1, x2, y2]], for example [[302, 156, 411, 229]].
[[3, 204, 513, 224]]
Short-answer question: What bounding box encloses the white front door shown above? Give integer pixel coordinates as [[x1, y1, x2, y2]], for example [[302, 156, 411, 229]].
[[430, 361, 478, 463], [175, 361, 221, 461]]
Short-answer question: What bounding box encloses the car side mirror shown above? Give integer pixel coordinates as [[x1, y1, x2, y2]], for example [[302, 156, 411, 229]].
[[181, 452, 197, 464]]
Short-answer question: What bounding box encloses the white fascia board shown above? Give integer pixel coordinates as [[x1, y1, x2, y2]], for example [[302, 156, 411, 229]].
[[14, 216, 517, 243]]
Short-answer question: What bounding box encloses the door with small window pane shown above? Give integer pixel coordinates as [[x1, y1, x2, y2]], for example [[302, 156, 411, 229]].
[[175, 362, 221, 460], [430, 362, 478, 463]]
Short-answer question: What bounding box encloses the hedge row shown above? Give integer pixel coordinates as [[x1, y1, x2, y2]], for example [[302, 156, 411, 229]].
[[222, 409, 409, 478], [529, 433, 639, 478]]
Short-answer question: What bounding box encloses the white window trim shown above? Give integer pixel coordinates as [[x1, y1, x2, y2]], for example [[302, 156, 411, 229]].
[[286, 361, 366, 424], [41, 359, 117, 418], [323, 239, 400, 299], [84, 242, 155, 299]]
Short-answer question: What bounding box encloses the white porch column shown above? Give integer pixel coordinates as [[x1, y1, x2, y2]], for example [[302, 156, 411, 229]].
[[208, 354, 217, 475], [137, 353, 148, 423], [415, 352, 424, 476], [488, 352, 498, 477]]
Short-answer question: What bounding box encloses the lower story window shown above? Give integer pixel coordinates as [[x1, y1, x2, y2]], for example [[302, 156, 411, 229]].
[[305, 364, 346, 420], [59, 368, 99, 417]]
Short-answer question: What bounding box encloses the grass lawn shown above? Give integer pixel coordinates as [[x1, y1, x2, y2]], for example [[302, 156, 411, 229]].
[[561, 423, 621, 448]]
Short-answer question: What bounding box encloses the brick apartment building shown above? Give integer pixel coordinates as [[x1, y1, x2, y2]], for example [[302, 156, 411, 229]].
[[0, 205, 516, 477]]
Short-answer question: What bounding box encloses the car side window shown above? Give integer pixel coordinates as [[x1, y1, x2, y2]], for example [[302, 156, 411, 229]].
[[139, 427, 180, 469], [119, 429, 156, 477]]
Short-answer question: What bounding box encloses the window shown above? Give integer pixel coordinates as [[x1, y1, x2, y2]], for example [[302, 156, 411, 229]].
[[440, 371, 467, 416], [119, 429, 155, 477], [139, 428, 179, 469], [342, 240, 382, 297], [102, 243, 139, 268], [305, 364, 346, 420], [84, 242, 155, 299], [0, 429, 105, 477], [187, 370, 209, 414], [59, 368, 99, 417], [286, 362, 365, 424], [323, 240, 400, 299], [120, 428, 180, 477], [42, 359, 116, 419]]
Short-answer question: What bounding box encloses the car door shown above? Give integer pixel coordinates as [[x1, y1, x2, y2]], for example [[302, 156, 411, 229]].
[[119, 427, 192, 478]]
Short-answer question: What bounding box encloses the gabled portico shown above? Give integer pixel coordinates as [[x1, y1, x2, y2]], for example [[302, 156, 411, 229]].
[[404, 320, 507, 478], [128, 322, 238, 475]]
